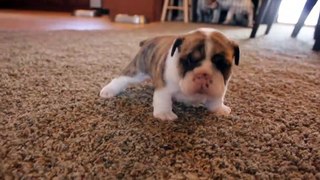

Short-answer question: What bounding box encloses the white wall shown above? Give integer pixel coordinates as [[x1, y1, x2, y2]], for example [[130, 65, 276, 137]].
[[277, 0, 319, 26]]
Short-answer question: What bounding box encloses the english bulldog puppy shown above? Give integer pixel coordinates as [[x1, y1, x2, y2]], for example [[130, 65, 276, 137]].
[[100, 28, 240, 121], [212, 0, 254, 27]]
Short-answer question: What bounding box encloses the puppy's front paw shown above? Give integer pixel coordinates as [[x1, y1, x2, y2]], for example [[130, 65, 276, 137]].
[[99, 85, 118, 98], [223, 20, 231, 25], [153, 111, 178, 121], [213, 104, 231, 116], [247, 23, 253, 28]]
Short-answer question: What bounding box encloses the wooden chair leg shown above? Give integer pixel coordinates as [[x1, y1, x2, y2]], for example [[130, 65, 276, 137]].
[[265, 0, 282, 35], [168, 0, 174, 21], [183, 0, 189, 23], [189, 0, 193, 22], [313, 12, 320, 51], [291, 0, 318, 37], [161, 0, 170, 22], [250, 0, 272, 38]]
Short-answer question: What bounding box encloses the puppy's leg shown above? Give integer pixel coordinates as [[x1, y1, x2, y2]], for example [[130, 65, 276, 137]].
[[247, 8, 254, 27], [153, 87, 177, 121], [211, 9, 221, 23], [205, 98, 231, 116], [223, 7, 235, 25], [100, 72, 149, 98]]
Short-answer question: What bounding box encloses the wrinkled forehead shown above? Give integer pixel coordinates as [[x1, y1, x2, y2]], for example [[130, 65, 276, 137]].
[[180, 30, 234, 59]]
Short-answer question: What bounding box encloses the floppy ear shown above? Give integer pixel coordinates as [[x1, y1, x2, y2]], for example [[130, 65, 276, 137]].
[[139, 39, 147, 47], [171, 37, 184, 57], [139, 38, 153, 47], [139, 37, 157, 47], [233, 45, 240, 66]]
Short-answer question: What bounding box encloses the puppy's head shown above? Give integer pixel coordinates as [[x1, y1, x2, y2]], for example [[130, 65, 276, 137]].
[[171, 29, 240, 98]]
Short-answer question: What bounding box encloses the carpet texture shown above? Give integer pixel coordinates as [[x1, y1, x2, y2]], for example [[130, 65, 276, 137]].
[[0, 23, 319, 179]]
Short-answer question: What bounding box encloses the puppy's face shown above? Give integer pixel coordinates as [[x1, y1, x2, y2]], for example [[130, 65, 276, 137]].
[[171, 30, 240, 98]]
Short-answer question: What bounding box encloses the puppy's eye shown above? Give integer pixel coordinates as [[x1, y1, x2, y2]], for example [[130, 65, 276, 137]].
[[180, 54, 201, 76], [212, 54, 231, 71], [186, 55, 197, 66]]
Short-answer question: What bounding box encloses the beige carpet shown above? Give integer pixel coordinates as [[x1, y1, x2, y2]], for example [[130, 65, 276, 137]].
[[0, 23, 319, 179]]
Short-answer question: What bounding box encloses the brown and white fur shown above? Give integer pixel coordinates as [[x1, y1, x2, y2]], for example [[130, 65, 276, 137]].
[[213, 0, 254, 27], [100, 28, 240, 121], [197, 0, 254, 27]]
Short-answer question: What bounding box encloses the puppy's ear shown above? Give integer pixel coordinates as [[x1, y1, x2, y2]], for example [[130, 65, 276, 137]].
[[233, 44, 240, 66], [171, 37, 184, 57], [139, 39, 147, 47]]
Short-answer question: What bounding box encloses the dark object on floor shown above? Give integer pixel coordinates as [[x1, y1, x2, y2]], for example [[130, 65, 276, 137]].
[[250, 0, 320, 51]]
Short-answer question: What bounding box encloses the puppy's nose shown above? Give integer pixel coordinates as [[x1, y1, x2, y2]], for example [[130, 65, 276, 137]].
[[194, 73, 213, 92], [195, 73, 210, 81], [193, 73, 212, 88]]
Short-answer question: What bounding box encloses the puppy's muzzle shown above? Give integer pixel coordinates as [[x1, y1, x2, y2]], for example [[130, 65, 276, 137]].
[[193, 72, 213, 94]]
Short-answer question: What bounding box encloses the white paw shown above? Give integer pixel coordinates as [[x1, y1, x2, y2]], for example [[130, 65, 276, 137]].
[[223, 20, 231, 25], [213, 104, 231, 116], [99, 85, 119, 98], [153, 111, 178, 121]]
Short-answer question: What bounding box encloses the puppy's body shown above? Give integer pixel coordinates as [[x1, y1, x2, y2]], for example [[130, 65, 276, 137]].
[[196, 0, 254, 27], [197, 0, 217, 23], [211, 0, 254, 27], [100, 28, 240, 120]]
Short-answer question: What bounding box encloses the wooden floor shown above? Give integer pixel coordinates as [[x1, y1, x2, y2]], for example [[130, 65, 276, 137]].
[[0, 10, 146, 31]]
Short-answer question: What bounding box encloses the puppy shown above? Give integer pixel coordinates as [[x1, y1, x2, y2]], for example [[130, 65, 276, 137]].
[[197, 0, 218, 23], [212, 0, 254, 27], [100, 28, 240, 121]]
